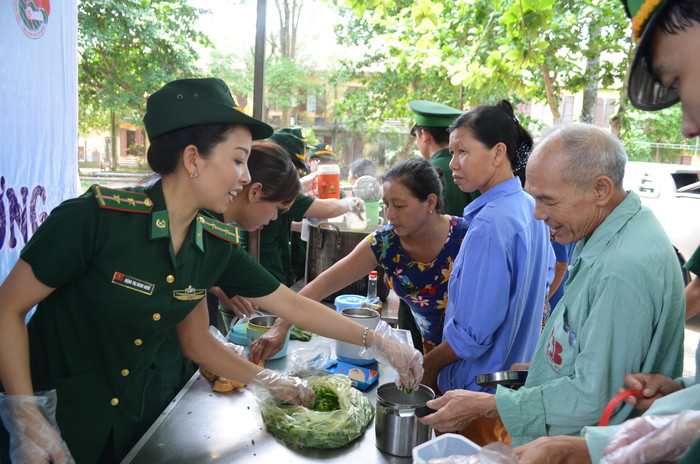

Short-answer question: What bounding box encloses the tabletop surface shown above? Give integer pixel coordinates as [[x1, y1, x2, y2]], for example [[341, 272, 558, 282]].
[[121, 334, 418, 464]]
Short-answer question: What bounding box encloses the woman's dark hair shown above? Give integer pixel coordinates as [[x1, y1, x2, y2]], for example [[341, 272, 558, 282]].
[[248, 141, 300, 204], [448, 99, 533, 184], [146, 123, 240, 175], [382, 157, 444, 213]]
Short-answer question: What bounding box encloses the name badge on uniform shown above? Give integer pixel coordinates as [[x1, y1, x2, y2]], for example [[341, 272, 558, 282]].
[[173, 285, 207, 301], [112, 272, 155, 295]]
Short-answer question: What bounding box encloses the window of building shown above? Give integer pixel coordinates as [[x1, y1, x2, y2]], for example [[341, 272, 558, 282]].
[[307, 95, 317, 113], [559, 96, 575, 123], [594, 98, 617, 127]]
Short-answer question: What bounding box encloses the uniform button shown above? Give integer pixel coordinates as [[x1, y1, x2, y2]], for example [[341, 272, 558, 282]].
[[121, 369, 130, 376], [166, 275, 175, 283], [152, 313, 161, 321], [134, 339, 143, 346], [111, 398, 119, 406]]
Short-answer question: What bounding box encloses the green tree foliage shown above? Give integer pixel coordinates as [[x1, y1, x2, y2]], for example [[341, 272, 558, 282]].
[[78, 0, 211, 133], [332, 0, 630, 130], [621, 106, 691, 163]]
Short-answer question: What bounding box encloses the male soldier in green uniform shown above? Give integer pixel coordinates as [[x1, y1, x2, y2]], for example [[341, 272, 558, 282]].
[[401, 100, 479, 351], [409, 100, 479, 217]]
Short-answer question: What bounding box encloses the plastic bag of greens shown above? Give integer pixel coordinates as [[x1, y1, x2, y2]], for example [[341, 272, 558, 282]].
[[256, 374, 374, 449]]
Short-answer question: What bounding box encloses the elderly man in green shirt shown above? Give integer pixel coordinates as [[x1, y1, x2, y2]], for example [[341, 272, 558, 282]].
[[418, 123, 686, 449]]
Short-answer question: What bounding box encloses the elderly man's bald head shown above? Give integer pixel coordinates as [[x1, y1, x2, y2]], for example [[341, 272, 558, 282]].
[[528, 123, 627, 192]]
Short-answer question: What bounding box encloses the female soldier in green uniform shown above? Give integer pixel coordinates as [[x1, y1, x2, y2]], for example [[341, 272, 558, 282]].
[[0, 78, 422, 464]]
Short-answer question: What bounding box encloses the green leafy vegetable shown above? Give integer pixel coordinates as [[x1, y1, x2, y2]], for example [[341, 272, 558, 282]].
[[289, 326, 312, 341], [311, 387, 340, 412], [256, 374, 374, 449]]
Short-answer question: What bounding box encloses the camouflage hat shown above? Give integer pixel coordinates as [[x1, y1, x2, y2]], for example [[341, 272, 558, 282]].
[[621, 0, 679, 111], [308, 143, 338, 161], [408, 100, 463, 127], [143, 78, 273, 140], [268, 129, 308, 172]]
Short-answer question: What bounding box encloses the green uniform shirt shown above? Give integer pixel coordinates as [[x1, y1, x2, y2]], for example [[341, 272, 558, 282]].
[[8, 180, 279, 463], [685, 244, 700, 275], [240, 193, 315, 285], [495, 192, 686, 446], [429, 148, 478, 216]]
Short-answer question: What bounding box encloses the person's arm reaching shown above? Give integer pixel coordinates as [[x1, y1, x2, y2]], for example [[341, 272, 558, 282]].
[[248, 240, 378, 363]]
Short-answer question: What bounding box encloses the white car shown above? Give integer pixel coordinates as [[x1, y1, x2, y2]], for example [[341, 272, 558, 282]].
[[623, 161, 700, 284]]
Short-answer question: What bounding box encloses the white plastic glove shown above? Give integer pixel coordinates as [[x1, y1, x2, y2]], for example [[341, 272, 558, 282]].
[[359, 320, 423, 391], [427, 442, 519, 464], [601, 410, 700, 464], [343, 197, 366, 218], [0, 391, 75, 464], [247, 368, 315, 407]]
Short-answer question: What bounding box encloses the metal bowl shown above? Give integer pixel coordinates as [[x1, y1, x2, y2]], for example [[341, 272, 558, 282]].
[[475, 370, 528, 389], [247, 315, 278, 330]]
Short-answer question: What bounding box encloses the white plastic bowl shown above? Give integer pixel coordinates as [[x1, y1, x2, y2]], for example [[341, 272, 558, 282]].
[[412, 433, 481, 464]]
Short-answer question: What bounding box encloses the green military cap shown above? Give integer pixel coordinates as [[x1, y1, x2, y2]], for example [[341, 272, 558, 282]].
[[621, 0, 679, 111], [143, 78, 273, 141], [281, 127, 312, 148], [308, 143, 338, 161], [268, 129, 308, 171], [408, 100, 463, 127]]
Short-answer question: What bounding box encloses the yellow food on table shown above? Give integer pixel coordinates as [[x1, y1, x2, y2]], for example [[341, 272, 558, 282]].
[[200, 360, 265, 393]]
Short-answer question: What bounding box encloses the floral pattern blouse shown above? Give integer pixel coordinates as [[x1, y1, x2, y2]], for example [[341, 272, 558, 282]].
[[365, 216, 468, 344]]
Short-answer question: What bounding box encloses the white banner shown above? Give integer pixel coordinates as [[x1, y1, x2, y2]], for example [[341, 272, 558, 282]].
[[0, 0, 79, 283]]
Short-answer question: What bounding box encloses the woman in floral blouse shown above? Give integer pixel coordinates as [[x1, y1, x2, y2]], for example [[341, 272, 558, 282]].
[[250, 157, 468, 362]]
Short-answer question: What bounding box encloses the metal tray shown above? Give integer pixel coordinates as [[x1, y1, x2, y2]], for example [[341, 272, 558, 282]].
[[474, 370, 528, 389]]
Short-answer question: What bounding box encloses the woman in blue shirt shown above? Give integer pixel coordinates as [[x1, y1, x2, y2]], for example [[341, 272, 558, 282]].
[[422, 100, 553, 445]]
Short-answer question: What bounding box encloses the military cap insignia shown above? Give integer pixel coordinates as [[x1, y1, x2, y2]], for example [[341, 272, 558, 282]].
[[91, 185, 153, 213], [196, 214, 241, 245]]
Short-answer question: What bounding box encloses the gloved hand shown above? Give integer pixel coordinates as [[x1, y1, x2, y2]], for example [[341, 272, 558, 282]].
[[343, 197, 366, 219], [359, 320, 423, 391], [247, 369, 315, 407], [601, 410, 700, 464], [0, 391, 75, 464]]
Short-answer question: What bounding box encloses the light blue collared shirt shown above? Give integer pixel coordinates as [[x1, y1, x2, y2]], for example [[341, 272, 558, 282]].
[[439, 177, 553, 393]]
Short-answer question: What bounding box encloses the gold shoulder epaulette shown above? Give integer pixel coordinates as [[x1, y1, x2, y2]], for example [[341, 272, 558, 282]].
[[197, 214, 241, 245], [91, 185, 153, 214]]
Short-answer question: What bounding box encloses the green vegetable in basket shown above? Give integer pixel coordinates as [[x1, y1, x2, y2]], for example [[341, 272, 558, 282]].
[[256, 374, 374, 449]]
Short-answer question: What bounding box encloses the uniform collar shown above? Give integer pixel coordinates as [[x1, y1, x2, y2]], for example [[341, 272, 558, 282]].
[[429, 148, 451, 161], [463, 177, 522, 224], [145, 180, 171, 241]]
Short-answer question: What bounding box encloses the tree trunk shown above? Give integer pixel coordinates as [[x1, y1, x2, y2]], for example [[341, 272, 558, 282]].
[[540, 62, 561, 123], [610, 44, 635, 138], [581, 26, 602, 124], [110, 110, 118, 171]]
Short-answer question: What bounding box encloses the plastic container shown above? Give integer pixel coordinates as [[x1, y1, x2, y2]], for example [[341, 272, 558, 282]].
[[412, 433, 481, 464], [246, 315, 290, 359], [316, 164, 341, 199], [227, 322, 249, 346], [365, 200, 382, 226], [334, 294, 366, 313]]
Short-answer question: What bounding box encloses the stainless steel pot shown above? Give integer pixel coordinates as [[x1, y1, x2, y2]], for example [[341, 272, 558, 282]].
[[305, 221, 389, 302], [375, 383, 434, 456]]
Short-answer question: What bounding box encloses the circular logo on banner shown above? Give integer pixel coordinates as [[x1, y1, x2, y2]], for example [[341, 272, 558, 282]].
[[15, 0, 51, 39]]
